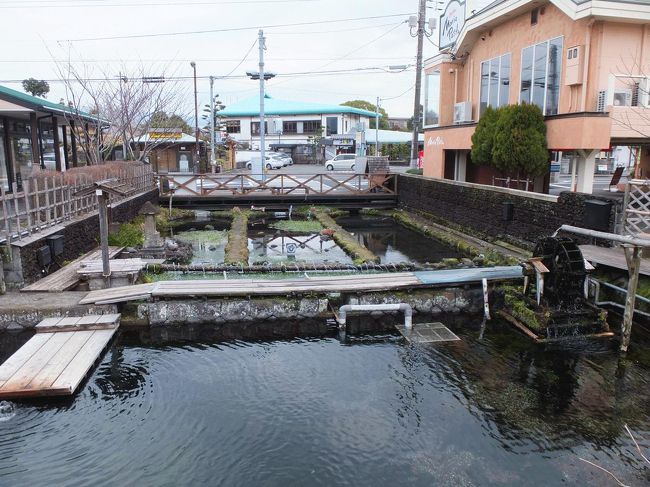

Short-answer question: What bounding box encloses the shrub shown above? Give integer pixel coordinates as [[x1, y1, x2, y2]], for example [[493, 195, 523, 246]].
[[470, 105, 499, 166], [405, 168, 423, 175], [108, 219, 144, 247]]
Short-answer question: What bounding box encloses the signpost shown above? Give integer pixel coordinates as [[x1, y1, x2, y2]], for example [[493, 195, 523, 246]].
[[439, 0, 466, 50]]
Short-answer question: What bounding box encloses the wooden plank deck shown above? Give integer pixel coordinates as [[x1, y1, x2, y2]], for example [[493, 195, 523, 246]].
[[21, 246, 124, 292], [77, 258, 146, 275], [580, 245, 650, 277], [0, 314, 120, 399]]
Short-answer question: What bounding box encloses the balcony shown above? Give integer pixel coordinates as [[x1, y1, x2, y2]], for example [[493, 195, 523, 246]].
[[601, 74, 650, 143]]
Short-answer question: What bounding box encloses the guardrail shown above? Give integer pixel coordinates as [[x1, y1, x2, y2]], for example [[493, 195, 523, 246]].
[[0, 163, 155, 243], [157, 172, 397, 198]]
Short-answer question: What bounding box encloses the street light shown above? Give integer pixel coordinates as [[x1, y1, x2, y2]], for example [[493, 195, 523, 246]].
[[190, 61, 200, 173]]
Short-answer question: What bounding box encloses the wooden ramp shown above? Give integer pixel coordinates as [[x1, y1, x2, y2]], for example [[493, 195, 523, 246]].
[[580, 245, 650, 277], [21, 247, 124, 292], [0, 314, 120, 399]]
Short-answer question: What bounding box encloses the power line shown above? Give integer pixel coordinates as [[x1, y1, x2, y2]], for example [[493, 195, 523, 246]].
[[0, 65, 413, 84], [0, 56, 413, 63], [221, 38, 257, 78], [0, 0, 318, 7], [61, 13, 414, 42]]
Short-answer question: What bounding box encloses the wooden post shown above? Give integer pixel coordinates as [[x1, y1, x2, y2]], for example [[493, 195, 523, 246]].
[[97, 189, 111, 281], [70, 120, 79, 167], [621, 245, 642, 352], [62, 125, 69, 170], [29, 113, 41, 173], [2, 117, 15, 190], [52, 116, 62, 172]]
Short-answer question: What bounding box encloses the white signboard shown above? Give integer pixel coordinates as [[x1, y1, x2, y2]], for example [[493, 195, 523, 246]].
[[439, 0, 466, 50]]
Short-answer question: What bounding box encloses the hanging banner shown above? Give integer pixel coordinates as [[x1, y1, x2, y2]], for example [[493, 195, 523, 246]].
[[439, 0, 466, 50]]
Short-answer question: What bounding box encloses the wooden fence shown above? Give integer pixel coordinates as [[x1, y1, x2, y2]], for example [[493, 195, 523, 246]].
[[0, 163, 155, 243], [158, 172, 397, 198]]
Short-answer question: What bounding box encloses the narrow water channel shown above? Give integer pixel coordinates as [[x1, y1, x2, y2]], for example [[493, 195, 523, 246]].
[[336, 214, 460, 264], [0, 317, 648, 487]]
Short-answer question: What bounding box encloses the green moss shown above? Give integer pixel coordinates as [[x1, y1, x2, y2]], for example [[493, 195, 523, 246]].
[[269, 220, 323, 233], [224, 208, 249, 265], [312, 209, 378, 264], [108, 219, 145, 247], [501, 285, 551, 332], [155, 208, 195, 231]]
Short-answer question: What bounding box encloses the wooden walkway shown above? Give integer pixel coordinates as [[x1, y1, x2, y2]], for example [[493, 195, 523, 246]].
[[0, 314, 120, 399], [580, 245, 650, 277], [21, 246, 123, 292], [79, 267, 525, 305]]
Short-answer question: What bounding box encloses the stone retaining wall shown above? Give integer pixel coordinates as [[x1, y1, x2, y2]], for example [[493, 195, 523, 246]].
[[5, 188, 158, 286], [131, 287, 483, 327], [396, 174, 622, 247]]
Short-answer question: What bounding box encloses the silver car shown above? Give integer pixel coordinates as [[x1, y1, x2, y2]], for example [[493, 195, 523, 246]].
[[325, 153, 355, 171]]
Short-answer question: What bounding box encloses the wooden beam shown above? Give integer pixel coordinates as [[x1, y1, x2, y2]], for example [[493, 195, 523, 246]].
[[2, 117, 15, 189], [621, 245, 642, 352]]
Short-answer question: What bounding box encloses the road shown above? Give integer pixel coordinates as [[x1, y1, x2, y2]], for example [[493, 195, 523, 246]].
[[549, 174, 625, 196]]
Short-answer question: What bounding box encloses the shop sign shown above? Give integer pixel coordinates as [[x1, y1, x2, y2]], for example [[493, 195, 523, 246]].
[[439, 0, 466, 50], [427, 136, 444, 146]]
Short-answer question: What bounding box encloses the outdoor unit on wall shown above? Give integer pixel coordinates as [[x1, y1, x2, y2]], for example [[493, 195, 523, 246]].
[[596, 89, 633, 111], [453, 101, 473, 124], [565, 45, 584, 85]]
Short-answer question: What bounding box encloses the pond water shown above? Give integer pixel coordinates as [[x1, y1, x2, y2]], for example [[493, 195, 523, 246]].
[[336, 214, 460, 265], [0, 317, 648, 486], [248, 217, 351, 266], [168, 219, 230, 265]]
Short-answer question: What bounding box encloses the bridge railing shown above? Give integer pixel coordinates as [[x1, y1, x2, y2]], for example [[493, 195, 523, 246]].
[[157, 172, 397, 198]]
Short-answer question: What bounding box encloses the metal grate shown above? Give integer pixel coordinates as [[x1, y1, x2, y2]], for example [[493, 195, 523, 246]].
[[395, 322, 461, 344]]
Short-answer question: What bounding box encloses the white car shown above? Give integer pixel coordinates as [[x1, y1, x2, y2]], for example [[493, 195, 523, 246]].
[[246, 155, 284, 170], [273, 152, 293, 166], [325, 154, 356, 171]]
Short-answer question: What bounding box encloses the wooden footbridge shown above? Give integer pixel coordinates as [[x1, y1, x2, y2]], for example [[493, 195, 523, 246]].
[[158, 172, 398, 209]]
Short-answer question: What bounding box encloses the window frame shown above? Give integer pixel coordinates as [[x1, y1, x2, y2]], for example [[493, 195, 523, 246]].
[[423, 69, 441, 129], [518, 36, 564, 116], [479, 52, 512, 115]]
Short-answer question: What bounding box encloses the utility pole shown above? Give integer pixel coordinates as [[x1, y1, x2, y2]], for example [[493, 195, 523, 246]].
[[375, 96, 380, 156], [119, 72, 128, 160], [259, 29, 266, 178], [190, 61, 200, 173], [410, 0, 427, 168], [209, 75, 216, 173]]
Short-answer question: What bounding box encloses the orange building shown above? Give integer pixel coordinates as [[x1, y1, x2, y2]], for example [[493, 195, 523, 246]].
[[423, 0, 650, 193]]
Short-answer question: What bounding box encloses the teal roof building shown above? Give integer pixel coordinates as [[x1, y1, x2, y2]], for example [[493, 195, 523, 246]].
[[220, 95, 377, 118]]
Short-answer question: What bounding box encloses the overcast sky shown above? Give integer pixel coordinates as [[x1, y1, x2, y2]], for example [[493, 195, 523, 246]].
[[0, 0, 450, 120]]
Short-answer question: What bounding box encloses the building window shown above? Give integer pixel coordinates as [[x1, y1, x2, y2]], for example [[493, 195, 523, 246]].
[[225, 120, 240, 134], [326, 117, 338, 135], [251, 121, 268, 135], [479, 53, 511, 115], [424, 70, 440, 127], [303, 120, 321, 134], [519, 36, 563, 115], [531, 7, 539, 25], [283, 121, 297, 134]]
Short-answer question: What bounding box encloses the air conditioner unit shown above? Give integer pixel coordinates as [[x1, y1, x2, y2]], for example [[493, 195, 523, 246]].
[[597, 90, 607, 112], [613, 89, 632, 107], [454, 101, 472, 124]]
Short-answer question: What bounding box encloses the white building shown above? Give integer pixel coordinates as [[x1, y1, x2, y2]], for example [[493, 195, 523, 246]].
[[219, 95, 376, 163]]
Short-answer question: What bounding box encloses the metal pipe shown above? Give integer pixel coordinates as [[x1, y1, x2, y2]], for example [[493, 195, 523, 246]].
[[553, 224, 650, 247], [590, 278, 650, 318], [337, 303, 412, 329]]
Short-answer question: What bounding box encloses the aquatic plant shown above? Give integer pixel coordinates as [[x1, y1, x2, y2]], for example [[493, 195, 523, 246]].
[[175, 230, 227, 245], [156, 208, 195, 231], [269, 220, 323, 233]]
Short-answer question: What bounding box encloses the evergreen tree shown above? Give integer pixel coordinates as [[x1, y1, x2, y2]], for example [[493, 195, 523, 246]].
[[470, 105, 499, 166], [22, 78, 50, 98], [492, 103, 548, 178]]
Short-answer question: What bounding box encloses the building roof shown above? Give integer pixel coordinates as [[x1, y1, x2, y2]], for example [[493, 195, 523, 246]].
[[364, 129, 424, 144], [441, 0, 650, 57], [135, 132, 203, 144], [220, 94, 377, 118], [0, 84, 101, 123]]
